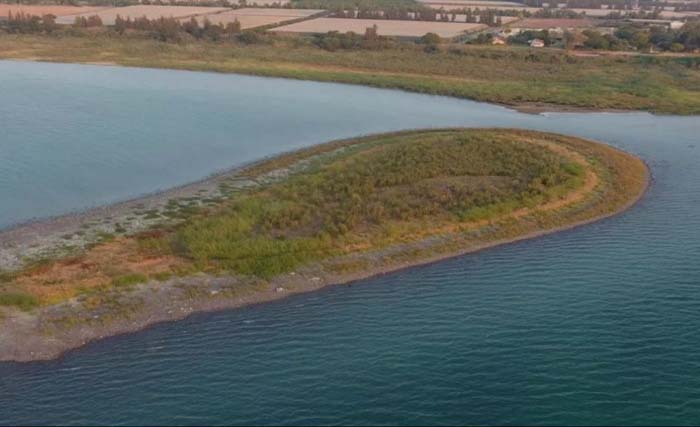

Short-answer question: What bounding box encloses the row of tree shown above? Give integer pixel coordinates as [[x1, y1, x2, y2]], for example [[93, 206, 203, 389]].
[[331, 7, 512, 26], [580, 23, 700, 52], [0, 12, 247, 42], [3, 11, 58, 34], [502, 22, 700, 52], [312, 24, 392, 50], [523, 0, 642, 8], [113, 15, 243, 41]]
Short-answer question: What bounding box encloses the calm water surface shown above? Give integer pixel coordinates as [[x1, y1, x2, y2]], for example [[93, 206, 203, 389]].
[[1, 61, 699, 425]]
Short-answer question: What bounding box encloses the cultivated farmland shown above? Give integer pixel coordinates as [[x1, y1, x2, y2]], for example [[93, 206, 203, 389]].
[[510, 18, 595, 29], [446, 14, 519, 24], [0, 5, 109, 18], [235, 0, 291, 5], [184, 8, 325, 29], [55, 6, 230, 25], [420, 0, 524, 6], [421, 0, 538, 11], [272, 18, 486, 38]]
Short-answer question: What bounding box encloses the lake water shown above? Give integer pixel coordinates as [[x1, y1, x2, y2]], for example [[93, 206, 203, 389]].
[[1, 60, 700, 425]]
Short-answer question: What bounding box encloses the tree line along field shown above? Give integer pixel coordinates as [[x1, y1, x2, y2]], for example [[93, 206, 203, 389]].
[[0, 129, 647, 310], [183, 8, 325, 30], [5, 3, 503, 36], [54, 6, 232, 25]]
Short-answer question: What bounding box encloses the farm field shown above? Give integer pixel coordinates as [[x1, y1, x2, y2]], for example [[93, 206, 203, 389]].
[[658, 10, 700, 18], [423, 2, 700, 18], [510, 18, 595, 29], [55, 5, 230, 25], [184, 8, 324, 29], [239, 0, 291, 4], [449, 14, 519, 23], [172, 0, 292, 4], [0, 5, 108, 18], [272, 17, 486, 37], [420, 0, 523, 6], [423, 1, 538, 11]]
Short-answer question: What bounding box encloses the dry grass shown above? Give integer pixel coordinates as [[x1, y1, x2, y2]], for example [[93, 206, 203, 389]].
[[10, 237, 189, 305]]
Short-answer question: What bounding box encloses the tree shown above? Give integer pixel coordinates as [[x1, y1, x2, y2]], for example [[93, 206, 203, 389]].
[[419, 32, 442, 45], [563, 30, 576, 50], [86, 15, 103, 27], [114, 15, 127, 35], [225, 19, 241, 35]]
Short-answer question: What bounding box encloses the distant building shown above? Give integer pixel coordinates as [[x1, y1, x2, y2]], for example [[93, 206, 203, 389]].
[[670, 21, 685, 30], [492, 36, 506, 45], [530, 38, 545, 48]]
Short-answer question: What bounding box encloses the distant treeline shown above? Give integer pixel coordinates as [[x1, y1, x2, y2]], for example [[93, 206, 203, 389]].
[[331, 7, 507, 26], [580, 23, 700, 52], [312, 24, 395, 50], [1, 12, 246, 42], [291, 0, 420, 9], [502, 22, 700, 52], [2, 11, 58, 33], [524, 0, 641, 8]]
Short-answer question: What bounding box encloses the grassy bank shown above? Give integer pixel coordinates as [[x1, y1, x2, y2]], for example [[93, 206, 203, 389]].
[[0, 129, 647, 313], [1, 33, 699, 114]]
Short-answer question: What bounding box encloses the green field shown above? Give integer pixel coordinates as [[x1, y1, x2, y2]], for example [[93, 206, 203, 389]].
[[1, 33, 699, 114]]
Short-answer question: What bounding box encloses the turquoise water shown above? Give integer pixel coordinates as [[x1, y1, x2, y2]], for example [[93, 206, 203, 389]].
[[1, 61, 700, 425]]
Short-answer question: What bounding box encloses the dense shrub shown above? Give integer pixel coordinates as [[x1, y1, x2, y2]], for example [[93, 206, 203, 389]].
[[0, 292, 39, 311], [176, 130, 583, 278]]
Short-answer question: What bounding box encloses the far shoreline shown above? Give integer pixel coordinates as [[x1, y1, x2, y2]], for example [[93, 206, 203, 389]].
[[0, 57, 689, 118], [0, 129, 650, 363]]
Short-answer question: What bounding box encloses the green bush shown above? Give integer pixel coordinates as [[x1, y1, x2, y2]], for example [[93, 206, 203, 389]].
[[0, 292, 39, 311], [111, 273, 148, 288]]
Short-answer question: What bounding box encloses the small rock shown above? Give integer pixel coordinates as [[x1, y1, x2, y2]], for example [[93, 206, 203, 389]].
[[274, 287, 285, 293]]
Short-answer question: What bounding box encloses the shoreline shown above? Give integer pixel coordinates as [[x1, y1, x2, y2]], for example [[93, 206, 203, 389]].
[[0, 140, 350, 271], [0, 58, 690, 118], [0, 129, 650, 363]]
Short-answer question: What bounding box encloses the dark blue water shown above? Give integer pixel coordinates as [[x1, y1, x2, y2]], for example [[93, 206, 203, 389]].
[[1, 61, 700, 426]]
